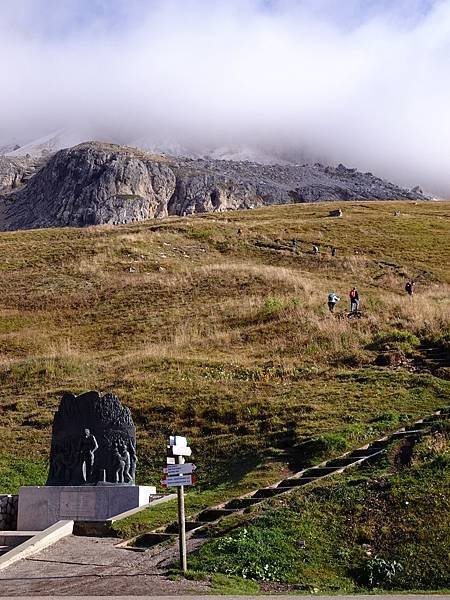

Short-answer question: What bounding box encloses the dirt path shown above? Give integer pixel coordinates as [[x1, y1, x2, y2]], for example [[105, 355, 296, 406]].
[[0, 535, 209, 596]]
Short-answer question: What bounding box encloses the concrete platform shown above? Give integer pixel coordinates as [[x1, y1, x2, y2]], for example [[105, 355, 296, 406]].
[[17, 485, 156, 530]]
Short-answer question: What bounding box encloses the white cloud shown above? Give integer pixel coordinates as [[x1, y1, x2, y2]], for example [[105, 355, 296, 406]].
[[1, 0, 449, 194]]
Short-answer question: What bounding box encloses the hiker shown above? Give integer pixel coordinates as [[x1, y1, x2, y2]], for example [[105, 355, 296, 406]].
[[405, 280, 415, 297], [349, 287, 359, 313], [328, 292, 340, 313], [312, 244, 319, 255], [331, 246, 337, 257]]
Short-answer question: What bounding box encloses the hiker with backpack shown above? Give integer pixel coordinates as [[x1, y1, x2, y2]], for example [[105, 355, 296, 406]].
[[349, 287, 359, 313], [328, 292, 340, 313], [405, 280, 415, 297]]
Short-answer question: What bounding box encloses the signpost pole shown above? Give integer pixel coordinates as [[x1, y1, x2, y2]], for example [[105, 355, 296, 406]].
[[176, 453, 187, 574]]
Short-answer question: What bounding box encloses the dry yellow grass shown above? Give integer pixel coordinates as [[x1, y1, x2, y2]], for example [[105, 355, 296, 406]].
[[0, 200, 449, 495]]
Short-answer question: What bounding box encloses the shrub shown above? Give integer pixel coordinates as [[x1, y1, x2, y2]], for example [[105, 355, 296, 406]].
[[369, 330, 420, 355], [190, 526, 295, 582], [261, 296, 285, 318], [356, 557, 403, 589]]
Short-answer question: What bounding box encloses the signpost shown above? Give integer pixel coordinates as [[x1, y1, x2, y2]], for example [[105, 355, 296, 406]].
[[163, 463, 196, 476], [161, 474, 196, 487], [162, 435, 194, 574]]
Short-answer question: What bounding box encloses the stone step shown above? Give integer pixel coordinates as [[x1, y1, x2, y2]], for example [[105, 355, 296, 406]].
[[225, 497, 262, 510], [165, 520, 205, 534], [405, 422, 431, 431], [348, 449, 381, 458], [131, 532, 176, 549], [390, 429, 425, 439], [252, 487, 287, 499], [196, 508, 237, 522], [325, 456, 362, 468], [422, 416, 444, 423], [302, 467, 341, 478], [277, 477, 316, 488], [368, 439, 389, 449]]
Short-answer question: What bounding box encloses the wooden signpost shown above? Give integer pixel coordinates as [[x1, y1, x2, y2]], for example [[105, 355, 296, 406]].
[[162, 435, 195, 574]]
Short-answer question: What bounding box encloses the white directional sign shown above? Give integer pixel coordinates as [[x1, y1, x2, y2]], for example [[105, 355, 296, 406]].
[[167, 444, 192, 456], [169, 435, 187, 447], [161, 474, 195, 487], [164, 463, 196, 476]]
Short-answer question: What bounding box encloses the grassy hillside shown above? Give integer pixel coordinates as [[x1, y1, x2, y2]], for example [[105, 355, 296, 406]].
[[190, 424, 450, 592], [0, 201, 449, 510]]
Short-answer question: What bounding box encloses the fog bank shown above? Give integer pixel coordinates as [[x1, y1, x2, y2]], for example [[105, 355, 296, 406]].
[[1, 0, 450, 195]]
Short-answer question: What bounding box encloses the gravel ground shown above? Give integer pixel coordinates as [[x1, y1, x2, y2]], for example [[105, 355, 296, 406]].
[[0, 535, 209, 596]]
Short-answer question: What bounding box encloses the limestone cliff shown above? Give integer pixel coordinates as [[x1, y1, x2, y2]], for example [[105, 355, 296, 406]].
[[0, 142, 430, 231]]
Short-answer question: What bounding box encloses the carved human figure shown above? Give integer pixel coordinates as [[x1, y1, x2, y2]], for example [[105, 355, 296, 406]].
[[112, 443, 126, 483], [119, 442, 132, 483], [79, 428, 98, 483], [128, 440, 137, 482]]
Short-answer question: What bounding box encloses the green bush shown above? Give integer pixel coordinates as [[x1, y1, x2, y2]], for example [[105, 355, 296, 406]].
[[356, 557, 403, 589], [190, 526, 295, 582], [314, 432, 349, 455], [261, 296, 285, 318], [369, 330, 420, 354]]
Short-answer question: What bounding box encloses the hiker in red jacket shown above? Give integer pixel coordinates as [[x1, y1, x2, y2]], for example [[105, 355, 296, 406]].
[[349, 287, 359, 313]]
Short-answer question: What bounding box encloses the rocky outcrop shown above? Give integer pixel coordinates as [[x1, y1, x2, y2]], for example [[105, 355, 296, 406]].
[[0, 155, 46, 194], [0, 157, 29, 193], [0, 142, 431, 231]]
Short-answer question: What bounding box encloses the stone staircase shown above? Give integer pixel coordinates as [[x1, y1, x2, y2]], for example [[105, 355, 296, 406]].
[[417, 343, 450, 376], [123, 407, 449, 551]]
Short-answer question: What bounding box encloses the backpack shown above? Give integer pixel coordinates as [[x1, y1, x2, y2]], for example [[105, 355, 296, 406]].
[[350, 289, 357, 299]]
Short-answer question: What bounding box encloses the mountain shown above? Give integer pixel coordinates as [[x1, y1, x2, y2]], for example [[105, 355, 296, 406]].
[[0, 143, 20, 155], [5, 129, 91, 158], [0, 141, 430, 231], [0, 154, 46, 194]]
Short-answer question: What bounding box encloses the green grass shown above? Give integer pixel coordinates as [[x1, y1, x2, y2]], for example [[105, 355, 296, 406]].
[[189, 425, 450, 592], [0, 201, 449, 543]]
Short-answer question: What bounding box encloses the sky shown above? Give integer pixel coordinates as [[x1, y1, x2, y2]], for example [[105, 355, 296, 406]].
[[1, 0, 450, 195]]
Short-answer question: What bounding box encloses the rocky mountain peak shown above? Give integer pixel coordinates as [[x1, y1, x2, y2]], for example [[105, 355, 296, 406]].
[[0, 142, 431, 231]]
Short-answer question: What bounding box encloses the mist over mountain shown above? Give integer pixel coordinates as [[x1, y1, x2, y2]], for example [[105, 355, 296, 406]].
[[1, 1, 450, 196]]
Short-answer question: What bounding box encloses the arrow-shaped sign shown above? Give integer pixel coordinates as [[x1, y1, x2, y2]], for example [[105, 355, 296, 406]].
[[161, 474, 196, 488], [164, 463, 196, 476]]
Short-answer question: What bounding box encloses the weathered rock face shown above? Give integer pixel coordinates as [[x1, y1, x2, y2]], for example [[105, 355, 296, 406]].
[[0, 157, 29, 192], [1, 144, 176, 229], [0, 142, 431, 231], [0, 155, 48, 201]]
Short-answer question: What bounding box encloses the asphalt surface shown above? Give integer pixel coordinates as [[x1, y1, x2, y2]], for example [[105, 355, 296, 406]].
[[0, 594, 450, 600]]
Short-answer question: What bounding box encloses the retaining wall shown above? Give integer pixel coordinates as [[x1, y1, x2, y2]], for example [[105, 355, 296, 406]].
[[0, 495, 18, 530]]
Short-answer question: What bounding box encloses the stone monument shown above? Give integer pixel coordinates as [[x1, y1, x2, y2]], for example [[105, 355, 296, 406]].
[[17, 391, 155, 530], [47, 391, 137, 486]]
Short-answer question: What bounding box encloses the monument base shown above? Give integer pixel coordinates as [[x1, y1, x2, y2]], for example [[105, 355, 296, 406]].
[[17, 485, 156, 531]]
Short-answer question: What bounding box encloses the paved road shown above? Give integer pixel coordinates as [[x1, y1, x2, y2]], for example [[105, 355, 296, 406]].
[[0, 594, 450, 600], [0, 535, 208, 596]]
